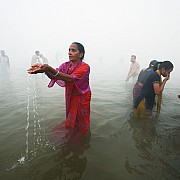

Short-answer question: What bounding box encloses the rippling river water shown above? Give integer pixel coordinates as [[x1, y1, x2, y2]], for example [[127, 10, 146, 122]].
[[0, 66, 180, 180]]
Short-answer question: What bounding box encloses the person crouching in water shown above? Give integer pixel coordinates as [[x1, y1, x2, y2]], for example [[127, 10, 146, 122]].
[[133, 61, 173, 117]]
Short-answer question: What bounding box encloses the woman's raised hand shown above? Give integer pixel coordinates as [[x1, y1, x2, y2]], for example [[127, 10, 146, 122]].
[[165, 74, 170, 81], [27, 64, 49, 74]]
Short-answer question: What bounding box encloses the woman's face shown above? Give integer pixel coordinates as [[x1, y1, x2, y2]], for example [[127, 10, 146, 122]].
[[68, 43, 83, 61], [161, 67, 173, 77]]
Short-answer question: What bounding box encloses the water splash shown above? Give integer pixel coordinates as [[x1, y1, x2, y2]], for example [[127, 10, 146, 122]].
[[7, 73, 53, 172], [25, 74, 31, 159], [25, 74, 50, 160]]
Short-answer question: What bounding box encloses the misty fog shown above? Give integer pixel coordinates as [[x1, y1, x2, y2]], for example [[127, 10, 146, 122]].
[[1, 0, 180, 80], [0, 2, 180, 179]]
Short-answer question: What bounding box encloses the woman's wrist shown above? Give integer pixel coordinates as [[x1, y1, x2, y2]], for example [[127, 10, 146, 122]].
[[44, 65, 54, 77], [45, 71, 50, 76], [54, 70, 59, 77], [44, 64, 50, 72], [44, 65, 60, 78]]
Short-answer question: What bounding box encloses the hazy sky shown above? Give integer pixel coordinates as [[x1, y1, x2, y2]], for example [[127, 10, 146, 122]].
[[0, 0, 180, 76]]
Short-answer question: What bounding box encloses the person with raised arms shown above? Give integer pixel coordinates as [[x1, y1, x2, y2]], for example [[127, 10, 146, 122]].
[[28, 42, 91, 142]]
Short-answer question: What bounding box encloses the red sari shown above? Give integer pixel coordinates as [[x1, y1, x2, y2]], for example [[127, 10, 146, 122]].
[[48, 61, 91, 139]]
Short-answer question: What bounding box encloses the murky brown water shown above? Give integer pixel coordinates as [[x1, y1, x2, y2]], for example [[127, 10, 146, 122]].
[[0, 68, 180, 180]]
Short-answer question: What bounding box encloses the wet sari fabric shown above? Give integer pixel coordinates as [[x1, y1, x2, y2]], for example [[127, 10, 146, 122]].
[[48, 61, 91, 131]]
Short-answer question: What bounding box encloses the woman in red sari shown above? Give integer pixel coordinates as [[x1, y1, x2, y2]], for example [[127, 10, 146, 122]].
[[27, 42, 91, 142]]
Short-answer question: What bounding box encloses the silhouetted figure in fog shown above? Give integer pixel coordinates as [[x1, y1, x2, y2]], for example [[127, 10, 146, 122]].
[[31, 51, 42, 65], [125, 55, 140, 85], [39, 53, 49, 64], [0, 50, 10, 74]]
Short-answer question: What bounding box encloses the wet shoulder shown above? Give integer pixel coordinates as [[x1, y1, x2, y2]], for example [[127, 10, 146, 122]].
[[149, 71, 158, 77], [149, 71, 160, 82]]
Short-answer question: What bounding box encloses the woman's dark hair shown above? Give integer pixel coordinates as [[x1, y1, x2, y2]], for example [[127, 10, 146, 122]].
[[159, 61, 174, 70], [149, 60, 158, 71], [72, 42, 85, 60]]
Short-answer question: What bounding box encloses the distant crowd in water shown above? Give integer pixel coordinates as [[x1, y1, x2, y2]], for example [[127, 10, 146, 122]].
[[1, 44, 179, 145], [0, 49, 49, 75]]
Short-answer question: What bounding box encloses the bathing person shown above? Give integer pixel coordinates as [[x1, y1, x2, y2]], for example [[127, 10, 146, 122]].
[[39, 53, 49, 64], [0, 50, 10, 73], [28, 42, 91, 140], [31, 50, 42, 65], [134, 61, 173, 115], [125, 55, 140, 84], [133, 60, 158, 100]]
